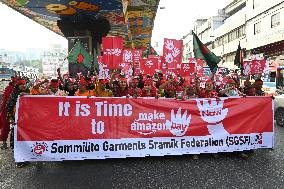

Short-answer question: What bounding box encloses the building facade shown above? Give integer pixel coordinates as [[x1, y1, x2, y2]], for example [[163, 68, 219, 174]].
[[182, 0, 284, 69], [42, 45, 68, 77]]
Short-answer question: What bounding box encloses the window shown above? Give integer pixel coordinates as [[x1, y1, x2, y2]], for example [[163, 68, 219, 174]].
[[228, 29, 238, 42], [208, 21, 212, 29], [215, 37, 223, 47], [223, 34, 228, 44], [228, 32, 233, 42], [238, 25, 245, 37], [254, 22, 261, 35], [271, 13, 280, 28], [253, 0, 260, 9]]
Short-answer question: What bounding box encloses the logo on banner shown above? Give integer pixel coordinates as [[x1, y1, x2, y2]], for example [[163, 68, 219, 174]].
[[197, 99, 228, 124], [131, 109, 167, 135], [99, 63, 110, 79], [166, 108, 191, 136], [255, 133, 263, 144], [123, 50, 133, 62], [163, 39, 183, 69], [183, 64, 190, 71], [104, 48, 122, 56], [145, 60, 154, 68], [165, 53, 174, 64], [196, 99, 229, 135], [31, 142, 48, 157], [243, 62, 251, 76], [131, 107, 191, 136]]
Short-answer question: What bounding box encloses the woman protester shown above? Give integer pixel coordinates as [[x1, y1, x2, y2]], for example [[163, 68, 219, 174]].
[[6, 78, 30, 168]]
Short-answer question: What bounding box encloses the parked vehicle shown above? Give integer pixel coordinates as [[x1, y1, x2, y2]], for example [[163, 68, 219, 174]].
[[274, 94, 284, 126], [0, 67, 14, 81], [263, 81, 276, 95]]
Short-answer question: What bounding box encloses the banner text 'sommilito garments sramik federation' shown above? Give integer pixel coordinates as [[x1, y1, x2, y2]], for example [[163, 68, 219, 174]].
[[14, 96, 274, 162]]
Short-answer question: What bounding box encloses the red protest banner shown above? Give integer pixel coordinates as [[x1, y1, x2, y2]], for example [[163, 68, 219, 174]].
[[102, 37, 123, 69], [98, 56, 110, 79], [243, 59, 266, 76], [163, 38, 183, 69], [188, 58, 204, 76], [214, 74, 228, 89], [176, 63, 195, 77], [140, 58, 159, 75], [122, 49, 142, 66], [120, 63, 133, 78], [15, 96, 273, 162]]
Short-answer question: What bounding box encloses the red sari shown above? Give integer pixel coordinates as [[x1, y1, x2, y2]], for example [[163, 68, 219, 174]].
[[0, 83, 14, 141]]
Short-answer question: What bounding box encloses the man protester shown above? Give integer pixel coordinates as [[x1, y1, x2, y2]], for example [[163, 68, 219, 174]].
[[142, 78, 158, 97], [197, 79, 219, 98], [128, 77, 142, 98], [94, 79, 113, 97], [219, 79, 243, 97], [254, 78, 265, 96], [75, 77, 94, 97], [46, 78, 68, 96], [111, 72, 129, 97], [6, 78, 30, 167]]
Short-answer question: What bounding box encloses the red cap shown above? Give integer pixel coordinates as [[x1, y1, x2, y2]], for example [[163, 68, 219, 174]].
[[160, 79, 166, 85], [144, 79, 153, 85], [206, 79, 213, 84], [176, 86, 183, 92], [183, 81, 193, 88], [16, 79, 26, 85], [254, 80, 263, 85], [165, 85, 175, 91], [79, 78, 88, 86], [68, 78, 76, 83], [248, 87, 256, 92], [244, 80, 250, 85], [50, 80, 59, 88], [119, 77, 127, 82], [99, 79, 109, 84], [129, 78, 139, 83], [227, 79, 236, 84], [11, 77, 17, 82]]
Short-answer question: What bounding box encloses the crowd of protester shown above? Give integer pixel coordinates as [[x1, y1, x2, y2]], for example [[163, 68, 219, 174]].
[[0, 68, 266, 167]]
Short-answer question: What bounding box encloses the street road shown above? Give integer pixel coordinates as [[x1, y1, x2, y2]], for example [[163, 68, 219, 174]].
[[1, 124, 284, 189]]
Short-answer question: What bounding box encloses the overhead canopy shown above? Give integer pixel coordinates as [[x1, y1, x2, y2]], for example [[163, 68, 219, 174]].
[[2, 0, 160, 49]]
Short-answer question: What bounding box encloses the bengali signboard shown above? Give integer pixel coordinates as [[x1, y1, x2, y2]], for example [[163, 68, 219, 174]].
[[15, 96, 274, 162]]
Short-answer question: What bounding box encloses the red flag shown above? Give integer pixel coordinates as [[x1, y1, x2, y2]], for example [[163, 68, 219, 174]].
[[163, 38, 183, 69], [102, 37, 123, 69], [140, 58, 158, 75]]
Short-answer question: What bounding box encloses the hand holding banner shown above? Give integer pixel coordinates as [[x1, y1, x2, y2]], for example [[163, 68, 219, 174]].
[[15, 97, 273, 162]]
